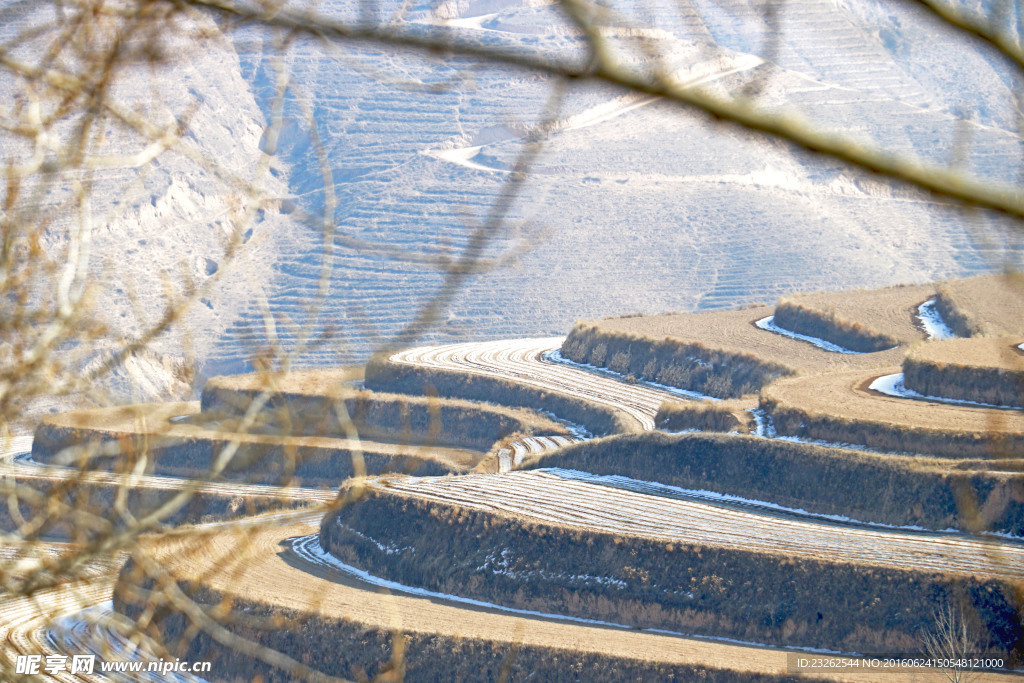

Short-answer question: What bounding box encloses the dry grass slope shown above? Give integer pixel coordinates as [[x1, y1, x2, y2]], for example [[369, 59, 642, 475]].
[[561, 321, 792, 398], [774, 284, 934, 345], [654, 399, 755, 433], [772, 299, 900, 353], [202, 380, 568, 451]]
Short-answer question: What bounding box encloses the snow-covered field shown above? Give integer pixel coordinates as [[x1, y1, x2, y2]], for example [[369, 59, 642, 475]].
[[48, 603, 209, 683]]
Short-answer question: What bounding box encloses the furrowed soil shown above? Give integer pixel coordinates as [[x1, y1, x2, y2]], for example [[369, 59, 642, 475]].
[[762, 368, 1024, 459], [364, 354, 635, 435]]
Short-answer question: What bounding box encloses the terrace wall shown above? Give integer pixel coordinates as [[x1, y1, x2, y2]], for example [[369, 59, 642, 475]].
[[560, 323, 791, 399]]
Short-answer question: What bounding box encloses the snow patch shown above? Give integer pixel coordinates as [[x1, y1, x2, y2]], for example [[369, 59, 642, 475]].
[[421, 145, 507, 173], [478, 547, 628, 588], [755, 316, 864, 354], [869, 373, 1021, 411], [916, 299, 955, 340], [748, 408, 774, 438], [544, 349, 719, 401]]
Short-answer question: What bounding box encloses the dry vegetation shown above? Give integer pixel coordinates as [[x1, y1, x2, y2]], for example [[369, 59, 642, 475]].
[[524, 432, 1024, 533], [564, 283, 942, 399], [321, 482, 1023, 655], [904, 337, 1024, 408], [567, 302, 911, 391], [32, 401, 484, 484], [762, 367, 1024, 459], [365, 353, 635, 435], [772, 299, 900, 353], [654, 399, 755, 433], [116, 522, 836, 682], [775, 284, 934, 345], [202, 380, 568, 451], [936, 275, 1024, 337], [561, 320, 793, 398], [0, 479, 300, 540]]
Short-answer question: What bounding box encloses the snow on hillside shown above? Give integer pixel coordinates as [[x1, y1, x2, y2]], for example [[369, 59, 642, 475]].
[[207, 0, 1022, 373], [4, 0, 1023, 411]]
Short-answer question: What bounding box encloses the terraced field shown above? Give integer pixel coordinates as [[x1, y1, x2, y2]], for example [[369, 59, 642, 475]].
[[772, 284, 935, 346], [570, 304, 909, 380], [8, 276, 1024, 679], [32, 399, 497, 482], [763, 366, 1024, 458], [5, 438, 331, 507], [377, 471, 1024, 579], [389, 337, 682, 430], [938, 275, 1024, 337], [132, 521, 1022, 683], [1, 580, 117, 683], [903, 337, 1024, 408], [194, 0, 1024, 377]]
